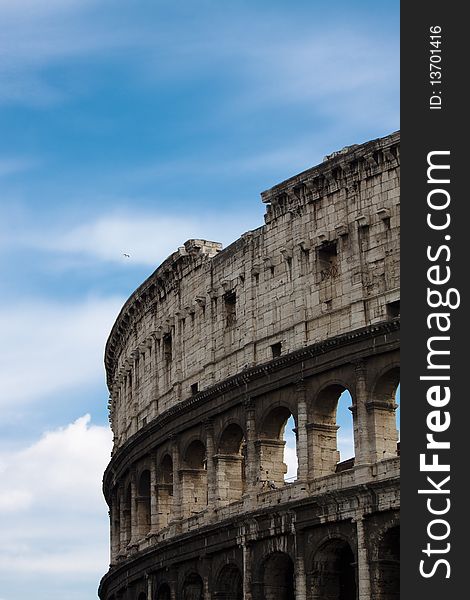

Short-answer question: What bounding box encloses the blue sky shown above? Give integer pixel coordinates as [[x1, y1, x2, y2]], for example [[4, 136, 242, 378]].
[[0, 1, 399, 599]]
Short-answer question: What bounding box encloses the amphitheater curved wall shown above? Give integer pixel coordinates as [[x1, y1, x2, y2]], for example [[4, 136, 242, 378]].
[[100, 132, 400, 600]]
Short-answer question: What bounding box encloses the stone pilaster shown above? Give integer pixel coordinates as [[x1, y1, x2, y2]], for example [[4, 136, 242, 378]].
[[296, 381, 308, 481], [354, 516, 371, 600], [205, 419, 216, 512], [170, 437, 182, 524], [244, 399, 258, 492], [352, 360, 371, 465], [149, 453, 159, 534]]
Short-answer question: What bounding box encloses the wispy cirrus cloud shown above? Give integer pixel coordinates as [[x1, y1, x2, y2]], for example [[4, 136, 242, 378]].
[[0, 297, 123, 410], [4, 210, 262, 268]]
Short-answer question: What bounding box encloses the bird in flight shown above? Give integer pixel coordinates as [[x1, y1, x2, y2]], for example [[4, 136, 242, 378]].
[[123, 253, 131, 258]]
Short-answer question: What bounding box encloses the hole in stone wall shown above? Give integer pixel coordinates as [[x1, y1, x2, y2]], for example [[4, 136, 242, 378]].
[[163, 333, 172, 362], [191, 382, 199, 396], [224, 291, 237, 328], [271, 342, 282, 358], [386, 300, 400, 319], [317, 241, 338, 281]]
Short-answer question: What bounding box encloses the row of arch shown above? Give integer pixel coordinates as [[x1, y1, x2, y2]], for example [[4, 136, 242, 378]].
[[112, 526, 399, 600], [111, 364, 400, 557]]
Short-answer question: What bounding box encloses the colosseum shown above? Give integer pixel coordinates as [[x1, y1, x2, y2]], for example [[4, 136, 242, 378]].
[[99, 131, 400, 600]]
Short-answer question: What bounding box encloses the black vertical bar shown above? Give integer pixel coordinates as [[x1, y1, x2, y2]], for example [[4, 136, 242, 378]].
[[401, 3, 466, 598]]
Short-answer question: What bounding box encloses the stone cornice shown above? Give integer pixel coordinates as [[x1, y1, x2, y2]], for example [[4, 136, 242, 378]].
[[260, 131, 400, 224]]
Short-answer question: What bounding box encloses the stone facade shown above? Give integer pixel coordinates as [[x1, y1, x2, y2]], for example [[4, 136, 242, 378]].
[[99, 131, 400, 600]]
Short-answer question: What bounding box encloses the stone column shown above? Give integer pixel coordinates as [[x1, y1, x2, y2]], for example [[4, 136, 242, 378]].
[[354, 516, 371, 600], [296, 381, 309, 481], [147, 574, 153, 600], [150, 453, 159, 534], [244, 399, 258, 492], [295, 532, 307, 600], [118, 485, 127, 552], [130, 475, 139, 544], [242, 540, 253, 600], [205, 419, 216, 512], [352, 361, 371, 465], [170, 437, 182, 523]]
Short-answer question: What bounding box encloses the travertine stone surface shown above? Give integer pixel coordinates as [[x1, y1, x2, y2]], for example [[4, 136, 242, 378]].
[[100, 132, 400, 600]]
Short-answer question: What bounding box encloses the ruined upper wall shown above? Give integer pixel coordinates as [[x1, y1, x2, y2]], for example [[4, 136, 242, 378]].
[[106, 131, 400, 449]]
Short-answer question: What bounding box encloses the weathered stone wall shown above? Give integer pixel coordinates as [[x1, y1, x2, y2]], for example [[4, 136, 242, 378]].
[[105, 132, 400, 450], [100, 132, 400, 600]]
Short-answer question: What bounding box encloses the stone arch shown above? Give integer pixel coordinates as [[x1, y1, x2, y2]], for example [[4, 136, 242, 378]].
[[259, 406, 297, 487], [157, 454, 174, 529], [261, 551, 295, 600], [311, 537, 357, 600], [309, 382, 353, 478], [214, 563, 243, 599], [155, 583, 171, 600], [181, 572, 203, 600], [369, 366, 400, 459], [181, 439, 207, 518], [137, 469, 151, 537], [374, 525, 399, 599], [216, 423, 246, 505]]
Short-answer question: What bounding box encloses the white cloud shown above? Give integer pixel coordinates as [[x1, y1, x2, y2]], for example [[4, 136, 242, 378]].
[[0, 296, 123, 409], [0, 414, 112, 575], [7, 211, 261, 268]]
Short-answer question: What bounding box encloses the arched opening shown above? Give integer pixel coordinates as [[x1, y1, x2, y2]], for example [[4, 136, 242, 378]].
[[311, 384, 353, 477], [284, 415, 298, 482], [137, 470, 151, 537], [182, 573, 203, 600], [311, 538, 356, 600], [181, 440, 207, 518], [259, 406, 297, 488], [123, 483, 132, 546], [375, 526, 400, 599], [370, 367, 400, 460], [156, 583, 171, 600], [216, 424, 246, 505], [336, 390, 355, 469], [262, 552, 295, 600], [214, 563, 243, 600], [157, 454, 174, 529]]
